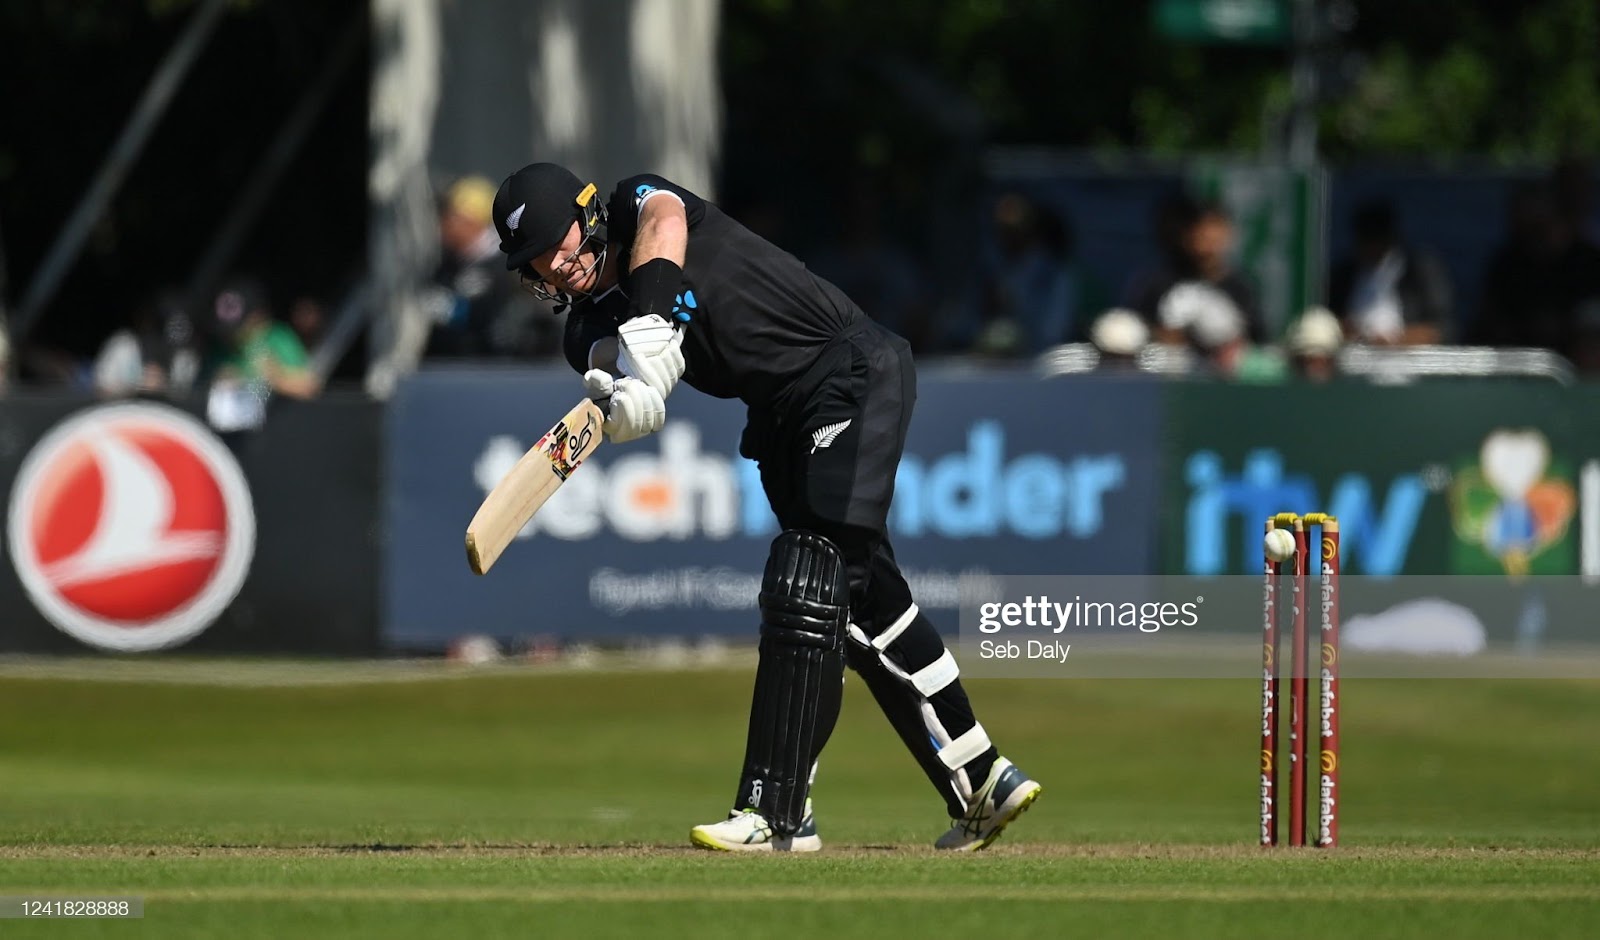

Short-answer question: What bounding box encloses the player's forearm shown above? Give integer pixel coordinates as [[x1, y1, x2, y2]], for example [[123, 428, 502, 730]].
[[270, 368, 321, 399]]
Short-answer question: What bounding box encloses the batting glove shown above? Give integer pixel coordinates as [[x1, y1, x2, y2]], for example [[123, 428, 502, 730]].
[[617, 314, 686, 400], [583, 369, 665, 444]]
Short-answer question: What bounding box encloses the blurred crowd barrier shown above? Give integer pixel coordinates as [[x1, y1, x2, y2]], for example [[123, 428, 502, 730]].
[[3, 368, 1598, 657], [1038, 340, 1580, 385]]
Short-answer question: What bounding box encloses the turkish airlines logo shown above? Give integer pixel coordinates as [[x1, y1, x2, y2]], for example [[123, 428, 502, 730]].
[[6, 403, 255, 651]]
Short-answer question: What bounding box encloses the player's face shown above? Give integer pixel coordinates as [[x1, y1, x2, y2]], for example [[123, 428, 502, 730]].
[[530, 222, 600, 295]]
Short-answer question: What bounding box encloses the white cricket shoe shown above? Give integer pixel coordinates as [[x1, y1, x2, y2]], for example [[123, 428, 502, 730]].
[[690, 799, 821, 853], [934, 757, 1042, 851]]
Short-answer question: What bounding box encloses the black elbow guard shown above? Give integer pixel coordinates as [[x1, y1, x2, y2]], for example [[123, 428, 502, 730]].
[[627, 257, 694, 324]]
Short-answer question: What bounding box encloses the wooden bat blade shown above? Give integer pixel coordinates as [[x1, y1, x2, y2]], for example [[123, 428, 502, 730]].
[[465, 398, 604, 575]]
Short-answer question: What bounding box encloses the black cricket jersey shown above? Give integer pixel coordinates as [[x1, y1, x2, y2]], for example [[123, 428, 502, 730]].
[[562, 174, 864, 409]]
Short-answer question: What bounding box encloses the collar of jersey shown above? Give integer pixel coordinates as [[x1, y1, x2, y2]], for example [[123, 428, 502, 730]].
[[580, 284, 624, 305]]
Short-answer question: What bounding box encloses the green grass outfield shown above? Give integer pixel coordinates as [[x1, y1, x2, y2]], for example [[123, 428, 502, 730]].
[[0, 655, 1596, 938]]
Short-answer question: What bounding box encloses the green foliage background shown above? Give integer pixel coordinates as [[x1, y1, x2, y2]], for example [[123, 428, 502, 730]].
[[721, 0, 1600, 161]]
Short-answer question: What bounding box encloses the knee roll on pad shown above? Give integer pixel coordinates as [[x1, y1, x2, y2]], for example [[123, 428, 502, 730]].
[[758, 530, 849, 648], [737, 530, 848, 834]]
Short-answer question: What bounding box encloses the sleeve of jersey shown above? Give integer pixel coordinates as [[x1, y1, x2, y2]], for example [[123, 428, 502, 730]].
[[562, 308, 618, 376], [269, 326, 309, 368], [607, 174, 706, 235]]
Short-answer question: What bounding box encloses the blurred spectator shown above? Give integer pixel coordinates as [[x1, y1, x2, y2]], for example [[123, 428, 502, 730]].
[[204, 279, 319, 432], [807, 178, 934, 351], [1328, 199, 1451, 345], [424, 175, 557, 359], [92, 292, 200, 399], [1287, 306, 1344, 383], [1472, 182, 1600, 359], [288, 296, 326, 353], [1088, 308, 1149, 371], [1188, 298, 1285, 383], [976, 194, 1107, 357], [1126, 195, 1265, 346]]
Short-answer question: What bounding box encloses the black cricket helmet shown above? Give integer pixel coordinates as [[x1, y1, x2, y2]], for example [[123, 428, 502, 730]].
[[492, 162, 607, 308]]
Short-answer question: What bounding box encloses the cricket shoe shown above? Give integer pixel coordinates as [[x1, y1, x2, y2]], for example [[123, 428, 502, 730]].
[[689, 799, 821, 853], [934, 757, 1042, 851]]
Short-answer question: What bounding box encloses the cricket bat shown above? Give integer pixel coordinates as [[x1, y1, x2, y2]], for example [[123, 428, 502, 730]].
[[465, 398, 605, 575]]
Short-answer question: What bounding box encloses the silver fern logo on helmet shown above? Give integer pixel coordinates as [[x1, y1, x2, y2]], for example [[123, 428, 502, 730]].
[[505, 203, 525, 232]]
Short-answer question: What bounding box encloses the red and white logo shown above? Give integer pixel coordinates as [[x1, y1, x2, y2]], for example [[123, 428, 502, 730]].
[[6, 403, 255, 652]]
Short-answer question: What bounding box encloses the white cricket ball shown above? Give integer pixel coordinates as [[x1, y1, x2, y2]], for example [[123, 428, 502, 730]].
[[1263, 528, 1297, 563]]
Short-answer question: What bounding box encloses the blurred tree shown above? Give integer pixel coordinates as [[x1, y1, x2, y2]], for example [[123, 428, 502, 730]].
[[1324, 0, 1600, 159], [720, 0, 1600, 161]]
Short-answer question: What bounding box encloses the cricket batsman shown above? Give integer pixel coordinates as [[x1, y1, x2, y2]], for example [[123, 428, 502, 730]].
[[492, 162, 1042, 851]]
